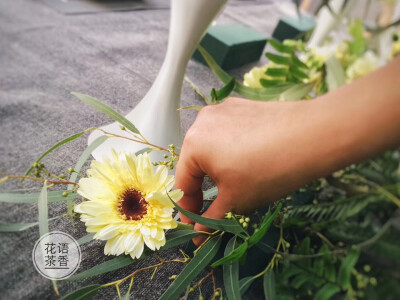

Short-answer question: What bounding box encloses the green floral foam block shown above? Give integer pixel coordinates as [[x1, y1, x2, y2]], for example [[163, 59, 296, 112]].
[[192, 24, 268, 70], [272, 16, 315, 41]]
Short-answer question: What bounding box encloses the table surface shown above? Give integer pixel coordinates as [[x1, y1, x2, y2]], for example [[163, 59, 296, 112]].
[[0, 1, 294, 299]]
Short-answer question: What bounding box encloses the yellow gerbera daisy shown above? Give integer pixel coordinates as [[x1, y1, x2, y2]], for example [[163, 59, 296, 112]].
[[74, 150, 183, 259]]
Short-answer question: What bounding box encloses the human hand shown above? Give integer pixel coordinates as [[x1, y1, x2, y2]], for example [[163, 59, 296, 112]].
[[175, 97, 321, 245]]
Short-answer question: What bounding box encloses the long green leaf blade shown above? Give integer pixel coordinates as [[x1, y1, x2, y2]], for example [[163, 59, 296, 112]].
[[172, 200, 245, 235], [223, 236, 242, 300], [0, 216, 59, 232], [69, 230, 197, 280], [263, 270, 276, 300], [71, 92, 140, 135], [60, 284, 102, 300], [67, 135, 109, 217], [159, 235, 222, 300], [210, 77, 236, 103], [313, 283, 340, 300], [24, 131, 88, 178], [249, 203, 282, 246], [212, 241, 248, 267], [337, 247, 360, 289], [239, 276, 257, 296], [203, 186, 218, 200], [279, 83, 314, 101], [325, 55, 346, 91], [265, 67, 288, 77], [0, 191, 76, 204]]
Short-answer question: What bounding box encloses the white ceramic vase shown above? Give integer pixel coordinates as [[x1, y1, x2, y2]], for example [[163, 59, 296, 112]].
[[88, 0, 227, 160]]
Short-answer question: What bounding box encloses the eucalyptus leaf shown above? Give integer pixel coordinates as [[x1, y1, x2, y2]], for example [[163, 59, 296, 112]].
[[60, 284, 102, 300], [24, 130, 88, 179], [77, 233, 95, 246], [0, 190, 76, 204], [68, 255, 134, 281], [38, 183, 49, 237], [249, 203, 282, 246], [203, 186, 218, 200], [337, 247, 360, 289], [210, 76, 236, 103], [223, 236, 241, 300], [70, 230, 197, 280], [71, 92, 140, 135], [239, 276, 257, 296], [212, 240, 248, 267], [172, 199, 246, 235], [67, 135, 109, 217], [263, 270, 276, 300], [0, 216, 59, 232], [279, 83, 314, 101], [159, 235, 222, 300], [325, 55, 346, 91], [313, 283, 340, 300]]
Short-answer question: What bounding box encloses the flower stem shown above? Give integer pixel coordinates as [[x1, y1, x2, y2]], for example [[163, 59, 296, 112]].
[[175, 221, 194, 230]]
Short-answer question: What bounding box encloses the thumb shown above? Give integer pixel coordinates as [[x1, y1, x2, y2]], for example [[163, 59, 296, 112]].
[[193, 192, 231, 246]]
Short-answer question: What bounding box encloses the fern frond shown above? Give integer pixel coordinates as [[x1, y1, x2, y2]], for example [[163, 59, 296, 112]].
[[284, 194, 386, 224]]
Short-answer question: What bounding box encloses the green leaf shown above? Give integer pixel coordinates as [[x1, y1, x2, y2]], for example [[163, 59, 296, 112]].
[[291, 273, 315, 289], [0, 190, 76, 204], [71, 92, 140, 135], [69, 255, 134, 281], [296, 237, 311, 269], [70, 230, 197, 281], [0, 216, 59, 232], [38, 183, 49, 237], [159, 235, 222, 300], [337, 247, 360, 289], [325, 55, 346, 91], [178, 105, 203, 112], [212, 240, 248, 267], [291, 67, 308, 80], [60, 284, 102, 300], [313, 283, 340, 300], [163, 230, 199, 248], [23, 130, 88, 179], [77, 233, 95, 246], [263, 270, 276, 300], [348, 20, 366, 56], [269, 40, 294, 54], [172, 200, 246, 235], [279, 83, 314, 101], [260, 79, 287, 88], [265, 53, 291, 65], [67, 135, 109, 217], [210, 77, 236, 103], [249, 203, 282, 246], [265, 67, 288, 77], [292, 56, 308, 70], [203, 186, 218, 200], [223, 236, 242, 300], [197, 45, 295, 101], [239, 276, 257, 296]]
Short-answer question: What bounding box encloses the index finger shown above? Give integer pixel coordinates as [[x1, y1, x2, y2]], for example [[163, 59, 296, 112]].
[[174, 146, 205, 224]]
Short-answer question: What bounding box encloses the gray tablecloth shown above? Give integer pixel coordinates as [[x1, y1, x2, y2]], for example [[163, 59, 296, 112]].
[[0, 1, 290, 299]]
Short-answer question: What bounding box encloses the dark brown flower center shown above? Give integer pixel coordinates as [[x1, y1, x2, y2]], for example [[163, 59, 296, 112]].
[[117, 188, 148, 221]]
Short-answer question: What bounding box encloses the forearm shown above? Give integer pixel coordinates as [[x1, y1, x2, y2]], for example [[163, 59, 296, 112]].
[[303, 56, 400, 181]]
